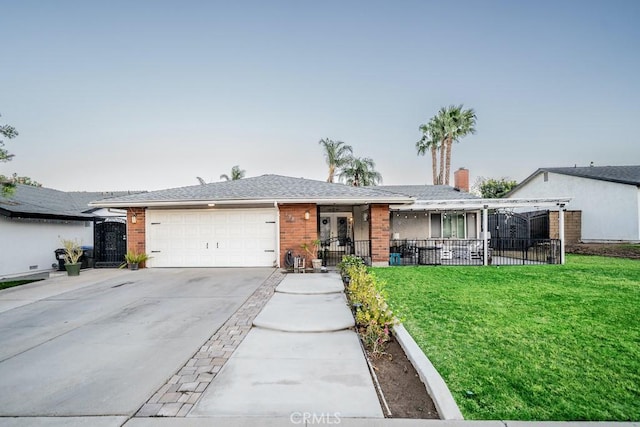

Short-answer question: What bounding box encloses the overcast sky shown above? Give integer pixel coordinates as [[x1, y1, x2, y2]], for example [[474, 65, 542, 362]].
[[1, 0, 639, 191]]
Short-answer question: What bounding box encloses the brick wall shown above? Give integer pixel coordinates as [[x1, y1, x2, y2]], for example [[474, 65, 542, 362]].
[[550, 210, 581, 243], [369, 204, 390, 266], [279, 203, 318, 267], [127, 208, 146, 265]]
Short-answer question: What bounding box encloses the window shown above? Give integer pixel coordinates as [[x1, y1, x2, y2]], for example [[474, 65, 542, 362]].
[[430, 212, 467, 238], [443, 213, 466, 238]]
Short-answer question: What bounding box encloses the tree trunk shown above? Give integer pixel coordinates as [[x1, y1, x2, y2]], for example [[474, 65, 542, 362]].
[[328, 165, 334, 183], [444, 136, 452, 186], [431, 145, 438, 185], [438, 138, 446, 185]]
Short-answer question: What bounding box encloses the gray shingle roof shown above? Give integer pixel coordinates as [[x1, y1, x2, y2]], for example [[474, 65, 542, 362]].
[[0, 186, 144, 219], [374, 185, 480, 200], [90, 175, 415, 206], [540, 166, 640, 186]]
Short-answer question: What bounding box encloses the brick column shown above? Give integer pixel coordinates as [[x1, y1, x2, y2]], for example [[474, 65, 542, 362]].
[[127, 207, 146, 260], [369, 204, 390, 266], [279, 204, 318, 267]]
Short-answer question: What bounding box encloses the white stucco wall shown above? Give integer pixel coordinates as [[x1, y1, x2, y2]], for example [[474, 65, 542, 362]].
[[509, 172, 640, 242], [352, 206, 370, 241], [390, 212, 430, 239], [0, 216, 94, 279]]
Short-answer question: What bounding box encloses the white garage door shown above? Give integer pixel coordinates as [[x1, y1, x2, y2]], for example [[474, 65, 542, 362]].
[[146, 209, 277, 267]]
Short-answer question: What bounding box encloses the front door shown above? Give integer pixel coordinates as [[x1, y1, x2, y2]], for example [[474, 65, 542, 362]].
[[319, 214, 353, 265]]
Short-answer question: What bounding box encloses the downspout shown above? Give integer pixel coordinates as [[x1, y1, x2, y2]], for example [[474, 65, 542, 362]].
[[558, 203, 565, 265], [274, 202, 280, 268], [482, 205, 489, 266]]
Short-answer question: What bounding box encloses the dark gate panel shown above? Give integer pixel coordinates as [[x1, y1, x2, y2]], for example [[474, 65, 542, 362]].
[[94, 221, 127, 268]]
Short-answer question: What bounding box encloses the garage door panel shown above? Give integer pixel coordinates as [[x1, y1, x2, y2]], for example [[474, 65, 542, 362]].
[[146, 209, 277, 267]]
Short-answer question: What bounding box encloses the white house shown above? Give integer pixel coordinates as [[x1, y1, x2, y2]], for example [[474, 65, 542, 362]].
[[508, 166, 640, 243], [0, 185, 139, 280]]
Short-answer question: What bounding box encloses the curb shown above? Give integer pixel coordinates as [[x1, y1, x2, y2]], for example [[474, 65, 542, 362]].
[[393, 323, 464, 420]]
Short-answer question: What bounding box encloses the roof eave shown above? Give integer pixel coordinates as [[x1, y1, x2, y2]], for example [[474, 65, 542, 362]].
[[91, 197, 415, 208], [391, 197, 572, 210]]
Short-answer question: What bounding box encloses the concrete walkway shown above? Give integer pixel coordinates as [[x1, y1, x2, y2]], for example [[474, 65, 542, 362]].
[[190, 272, 384, 418]]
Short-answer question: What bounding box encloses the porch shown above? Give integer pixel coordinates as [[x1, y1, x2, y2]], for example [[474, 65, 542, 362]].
[[389, 238, 561, 266]]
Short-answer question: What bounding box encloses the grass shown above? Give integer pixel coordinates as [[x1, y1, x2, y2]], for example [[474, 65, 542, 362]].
[[0, 279, 42, 290], [371, 255, 640, 421]]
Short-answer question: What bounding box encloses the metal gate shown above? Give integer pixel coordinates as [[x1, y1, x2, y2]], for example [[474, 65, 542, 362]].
[[94, 221, 127, 268]]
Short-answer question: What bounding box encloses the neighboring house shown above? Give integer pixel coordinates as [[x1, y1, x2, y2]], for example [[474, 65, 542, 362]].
[[0, 185, 144, 279], [508, 166, 640, 243], [91, 174, 569, 268]]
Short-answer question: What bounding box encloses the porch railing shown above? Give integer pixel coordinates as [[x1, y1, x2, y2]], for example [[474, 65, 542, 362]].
[[389, 238, 561, 266], [319, 238, 371, 267]]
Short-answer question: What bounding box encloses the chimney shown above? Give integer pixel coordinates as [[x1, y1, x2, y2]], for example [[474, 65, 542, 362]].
[[454, 167, 469, 192]]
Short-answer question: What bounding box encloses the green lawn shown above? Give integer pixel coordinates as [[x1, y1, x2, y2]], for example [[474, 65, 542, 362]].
[[0, 279, 42, 290], [371, 255, 640, 421]]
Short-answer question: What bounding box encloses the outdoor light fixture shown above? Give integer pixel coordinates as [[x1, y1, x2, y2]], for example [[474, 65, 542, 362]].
[[131, 213, 137, 224], [363, 212, 369, 222], [304, 211, 310, 220], [208, 203, 216, 207]]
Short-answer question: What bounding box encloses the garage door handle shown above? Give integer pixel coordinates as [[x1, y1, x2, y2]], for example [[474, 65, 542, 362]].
[[264, 250, 275, 252], [151, 250, 161, 253]]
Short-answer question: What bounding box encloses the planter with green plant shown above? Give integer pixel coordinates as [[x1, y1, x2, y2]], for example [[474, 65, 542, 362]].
[[61, 239, 83, 276], [123, 251, 150, 270], [301, 239, 322, 272]]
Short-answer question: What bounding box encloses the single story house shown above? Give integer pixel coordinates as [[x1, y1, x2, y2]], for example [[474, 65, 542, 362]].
[[508, 165, 640, 243], [91, 174, 570, 268], [0, 185, 139, 279]]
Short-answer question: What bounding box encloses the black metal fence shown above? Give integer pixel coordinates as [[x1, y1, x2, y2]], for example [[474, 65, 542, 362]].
[[389, 238, 561, 266], [319, 238, 371, 266]]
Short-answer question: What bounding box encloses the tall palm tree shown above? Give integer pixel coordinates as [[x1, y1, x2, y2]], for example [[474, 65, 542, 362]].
[[440, 105, 477, 185], [318, 138, 353, 183], [338, 156, 382, 187], [220, 165, 246, 181], [416, 118, 443, 185]]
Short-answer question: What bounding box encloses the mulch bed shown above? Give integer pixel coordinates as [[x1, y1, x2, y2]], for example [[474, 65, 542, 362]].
[[566, 243, 640, 259], [367, 336, 439, 419]]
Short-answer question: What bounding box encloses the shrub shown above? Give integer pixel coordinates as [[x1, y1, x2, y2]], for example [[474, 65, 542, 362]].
[[124, 251, 150, 264], [337, 254, 365, 274], [344, 263, 396, 355]]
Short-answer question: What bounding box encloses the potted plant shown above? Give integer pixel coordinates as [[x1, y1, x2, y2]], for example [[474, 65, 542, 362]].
[[301, 239, 322, 272], [124, 251, 150, 270], [61, 239, 83, 276]]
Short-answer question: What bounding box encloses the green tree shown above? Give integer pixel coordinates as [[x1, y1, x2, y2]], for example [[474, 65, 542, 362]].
[[417, 105, 476, 185], [476, 177, 518, 198], [220, 165, 246, 181], [318, 138, 353, 183], [1, 115, 19, 196], [338, 156, 382, 187]]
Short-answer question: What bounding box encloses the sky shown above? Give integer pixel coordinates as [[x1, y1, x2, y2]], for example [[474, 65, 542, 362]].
[[1, 0, 639, 191]]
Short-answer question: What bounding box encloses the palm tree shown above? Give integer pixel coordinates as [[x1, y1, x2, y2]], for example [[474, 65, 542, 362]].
[[417, 105, 476, 185], [416, 118, 443, 185], [318, 138, 353, 183], [440, 105, 477, 185], [220, 165, 246, 181], [338, 156, 382, 187]]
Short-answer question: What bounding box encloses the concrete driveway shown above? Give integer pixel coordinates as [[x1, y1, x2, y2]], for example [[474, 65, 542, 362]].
[[0, 268, 274, 417]]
